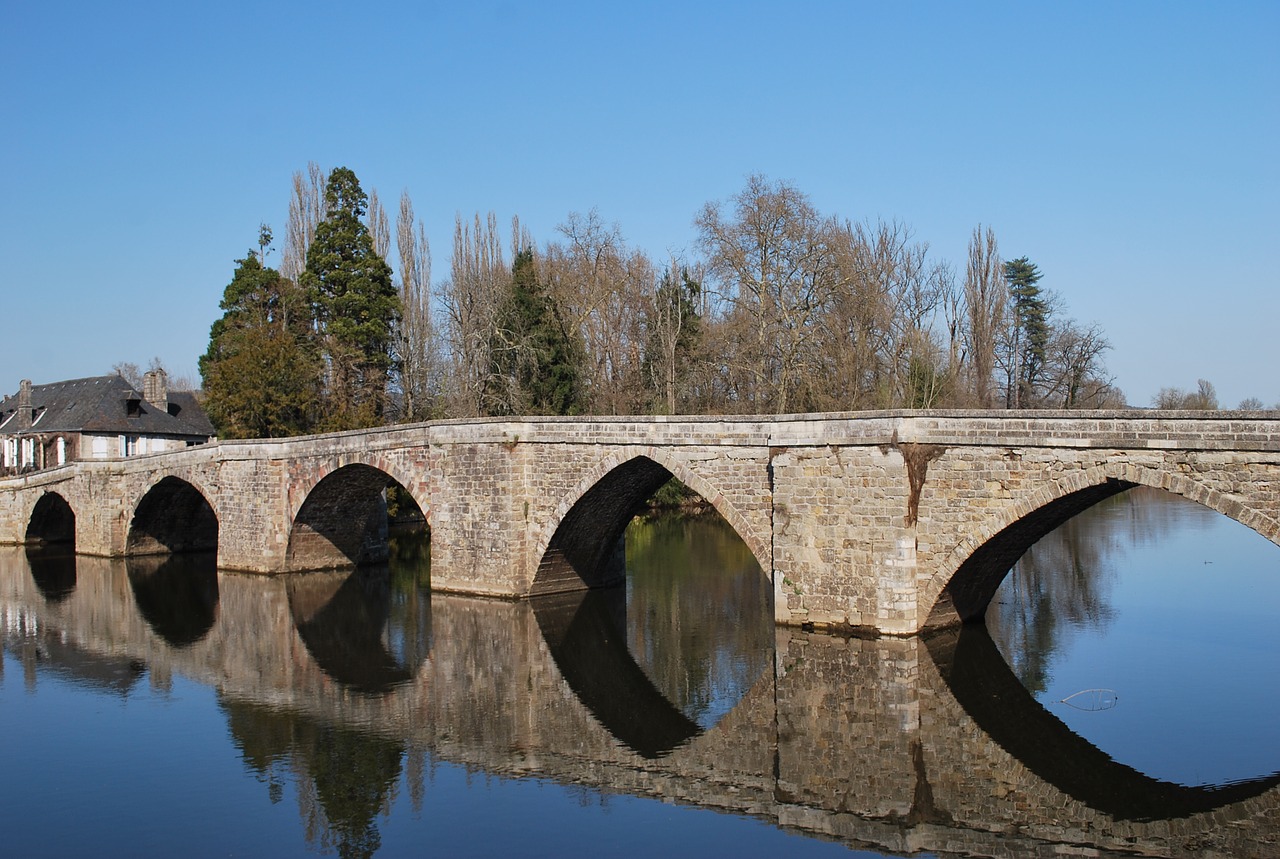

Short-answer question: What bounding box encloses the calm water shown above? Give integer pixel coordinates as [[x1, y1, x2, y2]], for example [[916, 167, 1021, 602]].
[[1, 490, 1278, 857]]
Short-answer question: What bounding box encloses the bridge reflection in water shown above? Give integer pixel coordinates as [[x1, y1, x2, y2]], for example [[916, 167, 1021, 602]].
[[0, 545, 1276, 859]]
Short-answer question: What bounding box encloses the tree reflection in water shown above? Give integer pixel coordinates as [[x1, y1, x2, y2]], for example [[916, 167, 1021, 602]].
[[622, 512, 773, 729]]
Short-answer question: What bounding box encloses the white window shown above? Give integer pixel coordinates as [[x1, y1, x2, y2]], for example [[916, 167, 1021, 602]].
[[92, 436, 108, 458], [123, 436, 138, 457], [55, 437, 66, 466], [2, 438, 13, 467]]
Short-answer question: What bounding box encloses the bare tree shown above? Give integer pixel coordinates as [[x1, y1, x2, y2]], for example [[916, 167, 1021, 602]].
[[697, 175, 845, 413], [1045, 319, 1111, 408], [368, 188, 391, 261], [394, 191, 439, 421], [281, 162, 327, 284], [439, 212, 508, 417], [541, 210, 652, 414], [962, 225, 1005, 407]]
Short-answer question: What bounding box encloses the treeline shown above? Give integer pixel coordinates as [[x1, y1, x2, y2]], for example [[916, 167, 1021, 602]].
[[200, 167, 1124, 439]]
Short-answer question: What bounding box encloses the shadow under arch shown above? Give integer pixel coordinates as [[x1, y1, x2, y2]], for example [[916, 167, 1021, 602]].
[[127, 476, 218, 556], [26, 491, 76, 547], [925, 623, 1280, 821], [532, 453, 765, 595], [286, 567, 415, 694], [532, 588, 702, 758], [126, 552, 220, 647], [286, 465, 425, 572]]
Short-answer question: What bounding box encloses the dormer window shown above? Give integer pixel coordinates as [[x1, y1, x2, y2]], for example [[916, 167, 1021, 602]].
[[127, 397, 142, 418]]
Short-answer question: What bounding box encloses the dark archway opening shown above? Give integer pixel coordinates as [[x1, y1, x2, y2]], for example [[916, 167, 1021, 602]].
[[287, 466, 426, 572], [26, 492, 75, 547], [127, 477, 218, 556], [927, 478, 1136, 627], [534, 457, 676, 594], [126, 553, 220, 648]]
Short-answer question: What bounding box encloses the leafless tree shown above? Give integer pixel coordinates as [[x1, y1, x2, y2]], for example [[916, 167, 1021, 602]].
[[394, 191, 440, 421], [697, 175, 845, 413], [439, 212, 509, 417], [962, 225, 1005, 407], [281, 162, 327, 284], [367, 188, 391, 261]]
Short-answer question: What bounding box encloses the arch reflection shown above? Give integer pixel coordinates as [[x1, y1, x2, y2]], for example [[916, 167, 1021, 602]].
[[126, 552, 219, 647], [533, 589, 701, 759], [925, 624, 1280, 821], [286, 567, 414, 694], [26, 543, 76, 602]]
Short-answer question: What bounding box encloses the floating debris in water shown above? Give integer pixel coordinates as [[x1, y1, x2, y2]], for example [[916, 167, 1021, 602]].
[[1058, 688, 1119, 711]]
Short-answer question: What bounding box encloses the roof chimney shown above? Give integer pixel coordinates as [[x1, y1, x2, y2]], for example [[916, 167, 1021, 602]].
[[15, 379, 32, 428], [143, 369, 168, 413]]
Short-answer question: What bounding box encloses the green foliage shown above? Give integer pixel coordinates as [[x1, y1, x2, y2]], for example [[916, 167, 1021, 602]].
[[302, 167, 400, 429], [200, 251, 322, 438], [1005, 256, 1049, 407], [486, 248, 584, 416]]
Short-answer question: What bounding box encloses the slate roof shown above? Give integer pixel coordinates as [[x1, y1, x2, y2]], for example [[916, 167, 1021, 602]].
[[0, 375, 214, 439]]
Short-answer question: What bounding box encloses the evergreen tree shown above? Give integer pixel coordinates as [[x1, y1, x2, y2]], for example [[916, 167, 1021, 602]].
[[1004, 256, 1048, 408], [486, 248, 583, 416], [200, 239, 322, 438], [302, 167, 400, 429]]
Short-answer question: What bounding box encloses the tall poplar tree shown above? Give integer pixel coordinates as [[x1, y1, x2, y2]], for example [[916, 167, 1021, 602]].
[[302, 167, 400, 428]]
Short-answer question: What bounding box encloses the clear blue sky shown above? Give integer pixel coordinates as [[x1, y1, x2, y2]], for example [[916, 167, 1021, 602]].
[[3, 1, 1276, 408]]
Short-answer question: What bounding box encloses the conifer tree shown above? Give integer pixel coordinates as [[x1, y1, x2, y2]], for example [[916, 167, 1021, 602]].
[[487, 248, 584, 416], [200, 229, 322, 438], [302, 168, 400, 428], [1005, 256, 1048, 408]]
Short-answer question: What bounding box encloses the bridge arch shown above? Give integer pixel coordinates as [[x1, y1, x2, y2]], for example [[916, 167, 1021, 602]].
[[26, 491, 76, 546], [530, 449, 768, 595], [922, 463, 1280, 629], [127, 475, 219, 556], [286, 462, 425, 572]]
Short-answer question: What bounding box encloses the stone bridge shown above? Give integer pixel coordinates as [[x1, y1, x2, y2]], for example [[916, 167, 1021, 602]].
[[1, 410, 1278, 634]]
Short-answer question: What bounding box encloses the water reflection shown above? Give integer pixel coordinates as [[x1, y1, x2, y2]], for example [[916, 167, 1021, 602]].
[[988, 486, 1280, 787], [26, 543, 76, 602], [1, 495, 1278, 857], [623, 513, 773, 729], [532, 589, 702, 758], [126, 551, 219, 648], [223, 698, 406, 859], [287, 567, 414, 695]]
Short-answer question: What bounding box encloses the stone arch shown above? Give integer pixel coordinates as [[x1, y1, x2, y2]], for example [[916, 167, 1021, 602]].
[[530, 449, 768, 595], [286, 463, 420, 571], [921, 462, 1280, 629], [26, 491, 76, 546], [286, 454, 428, 528], [127, 475, 219, 556]]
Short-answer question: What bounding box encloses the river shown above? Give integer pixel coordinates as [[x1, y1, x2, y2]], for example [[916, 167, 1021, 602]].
[[1, 487, 1276, 857]]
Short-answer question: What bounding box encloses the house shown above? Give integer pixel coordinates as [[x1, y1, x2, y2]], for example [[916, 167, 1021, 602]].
[[0, 370, 214, 475]]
